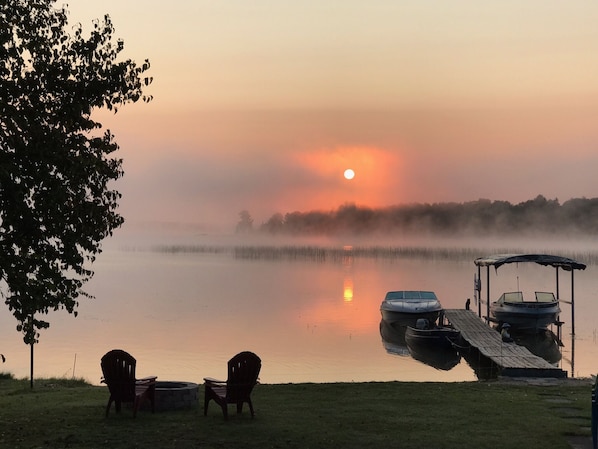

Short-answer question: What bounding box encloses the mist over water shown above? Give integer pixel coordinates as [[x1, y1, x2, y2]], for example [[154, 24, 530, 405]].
[[1, 227, 596, 384]]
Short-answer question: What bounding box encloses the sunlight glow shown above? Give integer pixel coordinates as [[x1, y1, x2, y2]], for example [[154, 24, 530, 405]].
[[344, 168, 355, 180], [343, 277, 354, 302]]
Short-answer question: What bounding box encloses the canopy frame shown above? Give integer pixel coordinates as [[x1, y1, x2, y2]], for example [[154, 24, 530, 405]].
[[473, 254, 586, 336]]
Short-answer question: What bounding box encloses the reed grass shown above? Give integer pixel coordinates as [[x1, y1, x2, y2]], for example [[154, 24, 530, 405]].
[[151, 243, 598, 266]]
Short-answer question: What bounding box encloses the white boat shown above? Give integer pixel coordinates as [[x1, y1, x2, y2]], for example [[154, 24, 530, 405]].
[[490, 291, 560, 332], [379, 290, 442, 329], [474, 254, 587, 333]]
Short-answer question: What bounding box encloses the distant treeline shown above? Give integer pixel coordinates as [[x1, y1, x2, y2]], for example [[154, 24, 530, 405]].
[[241, 195, 598, 236]]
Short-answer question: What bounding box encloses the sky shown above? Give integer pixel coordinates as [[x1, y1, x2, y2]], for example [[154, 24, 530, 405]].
[[65, 1, 598, 233]]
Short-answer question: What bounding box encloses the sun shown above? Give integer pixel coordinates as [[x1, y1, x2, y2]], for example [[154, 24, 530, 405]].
[[343, 168, 355, 180]]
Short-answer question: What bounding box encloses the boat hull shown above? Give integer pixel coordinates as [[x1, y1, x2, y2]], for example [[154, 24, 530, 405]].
[[380, 290, 442, 328], [490, 301, 560, 332], [380, 309, 441, 329], [405, 326, 461, 370], [404, 326, 460, 350]]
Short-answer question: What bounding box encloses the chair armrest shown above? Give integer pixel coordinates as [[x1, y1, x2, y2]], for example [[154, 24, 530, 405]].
[[137, 376, 157, 384], [203, 377, 226, 385]]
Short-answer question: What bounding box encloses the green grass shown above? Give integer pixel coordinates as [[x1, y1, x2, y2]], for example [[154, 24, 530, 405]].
[[0, 376, 593, 449]]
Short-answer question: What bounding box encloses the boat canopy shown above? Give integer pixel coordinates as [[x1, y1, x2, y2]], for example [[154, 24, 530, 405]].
[[474, 254, 586, 271]]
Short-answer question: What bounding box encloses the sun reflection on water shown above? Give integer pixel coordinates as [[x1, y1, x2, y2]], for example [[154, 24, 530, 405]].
[[343, 277, 354, 302]]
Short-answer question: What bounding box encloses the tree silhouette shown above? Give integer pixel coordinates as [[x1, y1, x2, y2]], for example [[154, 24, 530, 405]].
[[255, 196, 598, 237], [236, 210, 254, 233], [0, 1, 151, 385]]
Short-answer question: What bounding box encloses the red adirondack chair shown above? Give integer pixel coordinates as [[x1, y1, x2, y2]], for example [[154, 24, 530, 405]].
[[100, 349, 157, 418], [204, 351, 261, 419]]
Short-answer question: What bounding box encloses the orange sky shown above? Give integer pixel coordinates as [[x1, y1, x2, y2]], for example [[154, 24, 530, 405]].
[[66, 1, 598, 232]]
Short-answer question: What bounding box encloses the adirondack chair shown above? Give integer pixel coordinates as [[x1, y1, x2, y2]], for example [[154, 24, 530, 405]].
[[203, 351, 261, 419], [100, 349, 157, 418]]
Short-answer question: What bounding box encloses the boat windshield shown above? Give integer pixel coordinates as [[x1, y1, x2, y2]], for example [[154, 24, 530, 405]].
[[385, 291, 438, 300], [535, 292, 556, 302], [498, 291, 557, 303], [499, 292, 524, 303]]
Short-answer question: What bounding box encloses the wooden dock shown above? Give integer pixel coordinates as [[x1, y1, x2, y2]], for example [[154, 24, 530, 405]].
[[443, 309, 567, 378]]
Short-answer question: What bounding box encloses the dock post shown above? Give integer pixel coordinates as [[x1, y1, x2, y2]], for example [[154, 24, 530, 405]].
[[556, 267, 561, 342], [592, 375, 597, 449], [477, 265, 482, 319], [571, 270, 575, 336], [486, 265, 490, 323], [555, 266, 560, 300]]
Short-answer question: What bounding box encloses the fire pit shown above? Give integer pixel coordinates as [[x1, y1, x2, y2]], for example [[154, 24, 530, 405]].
[[144, 381, 199, 412]]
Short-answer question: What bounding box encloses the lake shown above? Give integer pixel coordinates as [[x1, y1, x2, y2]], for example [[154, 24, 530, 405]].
[[1, 232, 596, 385]]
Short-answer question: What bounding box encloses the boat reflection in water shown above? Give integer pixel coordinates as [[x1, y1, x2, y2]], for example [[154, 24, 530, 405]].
[[380, 318, 564, 377], [404, 319, 461, 371], [380, 318, 461, 370], [509, 328, 563, 365], [379, 319, 410, 357]]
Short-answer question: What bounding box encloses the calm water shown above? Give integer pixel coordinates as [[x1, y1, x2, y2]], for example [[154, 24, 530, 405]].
[[1, 233, 597, 385]]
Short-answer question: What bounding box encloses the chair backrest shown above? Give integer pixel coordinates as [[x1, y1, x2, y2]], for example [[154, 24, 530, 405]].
[[101, 349, 137, 402], [226, 351, 261, 402]]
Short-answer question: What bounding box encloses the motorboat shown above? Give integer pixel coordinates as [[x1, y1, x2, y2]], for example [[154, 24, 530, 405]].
[[405, 319, 461, 350], [404, 318, 461, 370], [490, 291, 560, 332], [474, 254, 587, 334], [379, 290, 442, 329]]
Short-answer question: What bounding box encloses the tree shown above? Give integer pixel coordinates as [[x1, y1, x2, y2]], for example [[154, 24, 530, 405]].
[[261, 213, 284, 234], [236, 210, 254, 233], [0, 1, 152, 384]]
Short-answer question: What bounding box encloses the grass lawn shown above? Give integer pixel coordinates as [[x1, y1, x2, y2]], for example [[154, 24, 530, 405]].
[[0, 374, 593, 449]]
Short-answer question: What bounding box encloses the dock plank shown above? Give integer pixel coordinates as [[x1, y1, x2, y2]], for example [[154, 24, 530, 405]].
[[443, 309, 566, 378]]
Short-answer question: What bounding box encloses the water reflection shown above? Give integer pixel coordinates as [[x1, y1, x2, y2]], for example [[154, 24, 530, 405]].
[[1, 241, 592, 384], [404, 324, 461, 371], [380, 319, 461, 371], [343, 278, 354, 302], [379, 319, 409, 357], [407, 340, 461, 371], [510, 329, 563, 365], [380, 317, 566, 378], [342, 245, 353, 302]]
